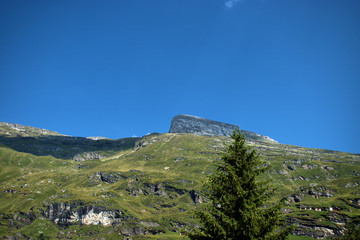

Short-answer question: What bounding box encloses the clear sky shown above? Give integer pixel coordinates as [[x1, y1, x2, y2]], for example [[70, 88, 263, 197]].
[[1, 0, 359, 153]]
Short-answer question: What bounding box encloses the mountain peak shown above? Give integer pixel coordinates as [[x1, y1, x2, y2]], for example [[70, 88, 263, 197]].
[[169, 114, 277, 143]]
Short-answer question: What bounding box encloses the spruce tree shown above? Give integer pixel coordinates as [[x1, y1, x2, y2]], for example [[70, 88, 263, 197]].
[[189, 130, 292, 240], [341, 222, 360, 240]]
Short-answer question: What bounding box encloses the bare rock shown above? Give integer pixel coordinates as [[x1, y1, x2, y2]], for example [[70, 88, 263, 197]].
[[169, 114, 277, 143]]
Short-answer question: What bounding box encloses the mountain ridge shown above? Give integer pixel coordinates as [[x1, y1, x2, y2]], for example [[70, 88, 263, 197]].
[[0, 115, 355, 155], [0, 122, 65, 138]]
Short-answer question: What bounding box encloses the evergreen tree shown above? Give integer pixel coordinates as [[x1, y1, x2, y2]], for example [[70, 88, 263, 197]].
[[189, 130, 292, 240], [340, 222, 360, 240]]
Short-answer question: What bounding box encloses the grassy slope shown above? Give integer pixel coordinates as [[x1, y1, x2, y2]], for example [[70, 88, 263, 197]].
[[0, 133, 359, 239]]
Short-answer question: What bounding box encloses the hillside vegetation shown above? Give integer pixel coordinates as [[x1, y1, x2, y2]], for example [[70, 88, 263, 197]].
[[0, 125, 359, 239]]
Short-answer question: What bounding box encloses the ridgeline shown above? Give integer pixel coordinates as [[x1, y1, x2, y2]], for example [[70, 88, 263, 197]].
[[0, 115, 359, 239]]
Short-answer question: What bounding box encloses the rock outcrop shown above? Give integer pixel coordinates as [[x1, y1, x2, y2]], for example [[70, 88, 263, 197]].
[[42, 202, 124, 226], [169, 114, 277, 143], [73, 152, 106, 162], [89, 171, 127, 184]]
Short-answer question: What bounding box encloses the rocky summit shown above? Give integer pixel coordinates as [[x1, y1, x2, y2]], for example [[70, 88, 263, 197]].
[[0, 116, 359, 239], [0, 122, 64, 137], [169, 114, 277, 143]]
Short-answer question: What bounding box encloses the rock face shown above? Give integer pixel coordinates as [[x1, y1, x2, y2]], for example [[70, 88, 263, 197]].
[[169, 114, 277, 143], [73, 152, 106, 162], [89, 171, 127, 184], [43, 202, 123, 226]]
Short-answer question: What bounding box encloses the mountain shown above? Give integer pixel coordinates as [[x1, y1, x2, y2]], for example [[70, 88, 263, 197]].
[[0, 116, 359, 239]]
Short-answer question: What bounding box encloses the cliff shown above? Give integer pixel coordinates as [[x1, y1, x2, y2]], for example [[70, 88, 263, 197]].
[[169, 114, 277, 143]]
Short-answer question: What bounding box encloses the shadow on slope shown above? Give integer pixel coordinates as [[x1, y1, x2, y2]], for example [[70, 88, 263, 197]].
[[0, 135, 140, 159]]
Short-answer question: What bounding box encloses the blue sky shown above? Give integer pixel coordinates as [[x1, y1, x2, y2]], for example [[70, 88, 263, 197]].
[[1, 0, 359, 153]]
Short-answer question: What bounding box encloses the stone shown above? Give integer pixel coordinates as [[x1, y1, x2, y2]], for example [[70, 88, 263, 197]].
[[287, 165, 296, 171], [293, 194, 303, 202], [278, 170, 289, 175], [189, 190, 203, 204], [139, 221, 160, 227], [89, 172, 126, 184]]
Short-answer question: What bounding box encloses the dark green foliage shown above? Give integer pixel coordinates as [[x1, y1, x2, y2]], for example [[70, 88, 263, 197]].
[[340, 222, 360, 240], [189, 130, 292, 240], [38, 232, 50, 240]]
